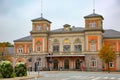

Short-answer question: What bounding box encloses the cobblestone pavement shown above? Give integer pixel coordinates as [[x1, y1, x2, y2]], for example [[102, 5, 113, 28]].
[[27, 71, 120, 80]]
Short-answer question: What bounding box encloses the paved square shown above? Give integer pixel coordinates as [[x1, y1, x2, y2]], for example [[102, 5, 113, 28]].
[[28, 71, 120, 80]]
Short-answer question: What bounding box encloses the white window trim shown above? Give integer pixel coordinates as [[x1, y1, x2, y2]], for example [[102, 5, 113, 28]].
[[90, 59, 97, 67], [36, 26, 42, 31], [18, 47, 23, 54], [90, 22, 96, 28], [28, 47, 32, 53], [36, 45, 40, 52], [90, 43, 96, 51], [109, 62, 114, 68], [63, 45, 71, 52], [74, 44, 82, 52]]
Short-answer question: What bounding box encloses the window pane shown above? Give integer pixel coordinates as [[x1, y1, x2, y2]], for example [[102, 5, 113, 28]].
[[90, 44, 96, 51], [53, 45, 59, 52], [29, 47, 32, 53], [18, 47, 22, 54], [63, 45, 70, 52], [90, 22, 96, 28], [74, 45, 82, 52], [109, 62, 114, 68], [37, 46, 40, 52]]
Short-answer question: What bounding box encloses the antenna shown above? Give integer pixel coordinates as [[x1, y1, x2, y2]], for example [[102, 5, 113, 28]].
[[41, 0, 43, 17], [93, 0, 95, 13]]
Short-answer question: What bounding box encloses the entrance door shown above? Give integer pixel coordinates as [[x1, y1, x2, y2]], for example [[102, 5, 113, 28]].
[[64, 59, 69, 69], [53, 59, 58, 70], [75, 59, 80, 69]]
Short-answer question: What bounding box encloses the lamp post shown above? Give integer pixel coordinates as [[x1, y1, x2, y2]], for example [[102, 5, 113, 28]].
[[2, 52, 4, 61], [49, 53, 53, 71], [49, 38, 53, 71], [28, 57, 32, 75], [37, 58, 40, 77]]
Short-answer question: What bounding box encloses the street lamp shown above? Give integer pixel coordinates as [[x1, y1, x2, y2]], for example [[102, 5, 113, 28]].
[[49, 53, 53, 71], [2, 52, 4, 61], [28, 57, 32, 75], [49, 38, 53, 71], [37, 58, 41, 77]]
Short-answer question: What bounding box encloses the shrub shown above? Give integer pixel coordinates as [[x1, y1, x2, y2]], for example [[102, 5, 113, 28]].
[[0, 61, 14, 78], [15, 62, 27, 77]]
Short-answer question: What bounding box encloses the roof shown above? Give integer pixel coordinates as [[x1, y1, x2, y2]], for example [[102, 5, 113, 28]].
[[14, 36, 32, 42], [51, 27, 84, 33], [31, 17, 51, 23], [103, 29, 120, 39], [84, 13, 104, 19], [14, 28, 120, 42]]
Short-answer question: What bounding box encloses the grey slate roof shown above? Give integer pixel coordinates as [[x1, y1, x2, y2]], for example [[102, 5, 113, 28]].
[[51, 27, 84, 33], [84, 13, 104, 19], [14, 28, 120, 42], [14, 36, 32, 42], [103, 29, 120, 38], [31, 17, 51, 23]]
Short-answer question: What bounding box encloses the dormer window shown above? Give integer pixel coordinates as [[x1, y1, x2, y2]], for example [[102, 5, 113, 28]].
[[36, 26, 42, 31], [90, 22, 96, 28], [63, 24, 71, 31]]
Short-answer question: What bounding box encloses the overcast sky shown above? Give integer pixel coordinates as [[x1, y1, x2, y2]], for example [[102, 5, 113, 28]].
[[0, 0, 120, 43]]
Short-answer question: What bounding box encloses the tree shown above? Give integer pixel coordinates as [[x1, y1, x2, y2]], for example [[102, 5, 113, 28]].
[[98, 44, 116, 73], [0, 42, 14, 47], [0, 43, 11, 61]]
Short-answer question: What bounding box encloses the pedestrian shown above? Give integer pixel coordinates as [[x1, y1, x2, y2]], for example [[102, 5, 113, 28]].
[[81, 63, 84, 71]]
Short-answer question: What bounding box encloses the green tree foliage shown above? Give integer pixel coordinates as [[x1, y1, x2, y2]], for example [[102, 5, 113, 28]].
[[0, 42, 14, 47], [0, 61, 15, 78], [15, 62, 27, 77], [0, 43, 11, 61], [98, 44, 116, 73]]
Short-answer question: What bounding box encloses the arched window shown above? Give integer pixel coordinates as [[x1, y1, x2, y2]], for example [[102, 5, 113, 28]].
[[18, 47, 23, 54], [63, 39, 70, 52], [53, 39, 59, 52], [75, 59, 80, 69], [90, 58, 97, 67], [74, 38, 82, 52], [37, 58, 42, 66], [64, 59, 69, 69], [90, 40, 96, 51]]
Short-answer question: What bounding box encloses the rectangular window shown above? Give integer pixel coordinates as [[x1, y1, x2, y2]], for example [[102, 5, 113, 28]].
[[90, 44, 96, 51], [18, 47, 23, 54], [37, 45, 40, 52], [63, 45, 70, 52], [90, 59, 97, 67], [90, 22, 96, 28], [36, 26, 42, 31], [29, 47, 33, 53], [53, 45, 59, 52], [109, 62, 114, 68], [74, 45, 82, 52]]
